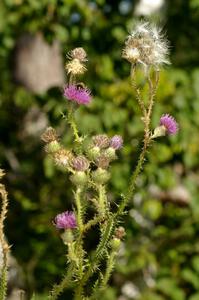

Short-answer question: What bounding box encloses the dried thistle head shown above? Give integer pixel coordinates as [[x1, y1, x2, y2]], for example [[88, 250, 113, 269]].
[[92, 134, 110, 149], [41, 127, 58, 143], [71, 155, 90, 171], [115, 226, 126, 239], [95, 155, 110, 169], [122, 21, 170, 69], [65, 59, 87, 75], [53, 149, 73, 168], [68, 47, 87, 62]]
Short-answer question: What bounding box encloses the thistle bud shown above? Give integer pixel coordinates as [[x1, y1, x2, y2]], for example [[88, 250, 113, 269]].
[[41, 127, 58, 143], [45, 140, 61, 153], [87, 146, 101, 161], [53, 149, 73, 168], [110, 135, 123, 150], [71, 156, 89, 171], [111, 237, 121, 251], [61, 229, 74, 244], [103, 148, 117, 161], [115, 226, 126, 240], [70, 171, 88, 186], [95, 155, 110, 169], [92, 168, 110, 184], [69, 47, 87, 62], [152, 125, 166, 138], [92, 134, 110, 149]]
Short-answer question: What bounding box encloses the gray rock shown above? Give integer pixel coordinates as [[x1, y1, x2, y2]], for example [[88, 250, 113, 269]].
[[14, 33, 65, 93]]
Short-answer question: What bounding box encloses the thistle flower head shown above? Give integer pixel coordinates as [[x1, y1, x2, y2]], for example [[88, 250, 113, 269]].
[[92, 134, 110, 149], [160, 114, 179, 135], [115, 226, 126, 239], [41, 127, 58, 143], [65, 59, 87, 75], [68, 47, 87, 62], [110, 135, 123, 150], [71, 155, 90, 171], [95, 155, 110, 169], [122, 21, 169, 69], [64, 84, 92, 105], [53, 149, 73, 168], [54, 211, 77, 230]]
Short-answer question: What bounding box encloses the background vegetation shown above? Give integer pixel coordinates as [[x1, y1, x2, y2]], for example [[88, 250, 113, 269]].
[[1, 0, 199, 299]]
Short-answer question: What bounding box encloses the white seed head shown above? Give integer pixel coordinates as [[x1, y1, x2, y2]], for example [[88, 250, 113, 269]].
[[122, 21, 170, 69], [65, 58, 87, 75]]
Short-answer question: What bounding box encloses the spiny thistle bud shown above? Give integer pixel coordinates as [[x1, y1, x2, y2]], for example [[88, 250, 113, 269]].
[[95, 155, 110, 169], [92, 168, 110, 185], [69, 47, 87, 62], [70, 171, 88, 186], [103, 147, 117, 161], [71, 155, 90, 171], [61, 230, 74, 244], [115, 226, 126, 240], [152, 125, 166, 138], [41, 127, 58, 143], [53, 149, 73, 168], [111, 237, 121, 251], [92, 134, 110, 149], [45, 140, 61, 153], [110, 135, 123, 150], [87, 146, 101, 161], [122, 21, 169, 69]]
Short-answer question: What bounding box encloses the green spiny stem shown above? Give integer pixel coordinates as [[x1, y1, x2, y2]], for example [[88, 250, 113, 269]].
[[0, 266, 7, 300], [83, 216, 104, 233], [76, 217, 114, 295], [48, 264, 74, 300], [131, 65, 146, 116], [97, 185, 107, 217], [95, 217, 114, 259], [74, 188, 85, 281], [101, 250, 116, 288], [0, 179, 9, 300], [117, 139, 149, 216], [117, 69, 159, 216], [67, 104, 82, 145], [74, 188, 84, 232]]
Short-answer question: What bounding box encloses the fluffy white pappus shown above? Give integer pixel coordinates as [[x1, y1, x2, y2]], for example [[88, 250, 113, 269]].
[[122, 21, 170, 70]]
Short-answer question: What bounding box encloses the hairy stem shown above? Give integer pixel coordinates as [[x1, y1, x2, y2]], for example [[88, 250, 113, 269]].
[[67, 104, 81, 144], [118, 69, 159, 216], [0, 170, 9, 300], [74, 188, 84, 232], [97, 185, 107, 218], [131, 65, 146, 116], [102, 250, 116, 288], [48, 264, 74, 300], [76, 218, 114, 295], [74, 188, 85, 281]]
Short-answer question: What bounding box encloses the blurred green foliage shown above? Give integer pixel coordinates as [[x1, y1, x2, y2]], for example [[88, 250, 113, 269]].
[[1, 0, 199, 299]]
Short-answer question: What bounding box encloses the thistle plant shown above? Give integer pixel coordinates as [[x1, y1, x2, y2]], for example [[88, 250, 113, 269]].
[[40, 22, 179, 300]]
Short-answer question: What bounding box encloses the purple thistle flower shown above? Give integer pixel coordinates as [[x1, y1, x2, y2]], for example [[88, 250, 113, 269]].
[[160, 114, 179, 135], [64, 85, 91, 105], [54, 211, 77, 229], [110, 135, 123, 149]]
